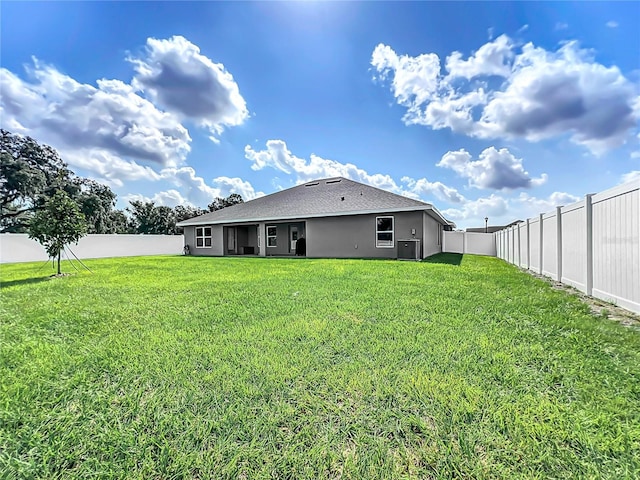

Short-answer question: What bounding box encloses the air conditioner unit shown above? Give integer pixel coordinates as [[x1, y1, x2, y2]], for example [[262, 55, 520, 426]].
[[397, 239, 420, 260]]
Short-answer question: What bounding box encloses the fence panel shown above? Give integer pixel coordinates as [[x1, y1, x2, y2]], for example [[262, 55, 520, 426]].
[[529, 218, 541, 273], [1, 234, 184, 264], [518, 221, 529, 269], [591, 185, 640, 313], [560, 201, 587, 292], [443, 232, 495, 256], [541, 211, 558, 280]]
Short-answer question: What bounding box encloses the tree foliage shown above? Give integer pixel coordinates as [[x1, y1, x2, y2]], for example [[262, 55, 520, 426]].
[[1, 130, 247, 236], [208, 193, 244, 212], [1, 129, 72, 232], [28, 190, 87, 274]]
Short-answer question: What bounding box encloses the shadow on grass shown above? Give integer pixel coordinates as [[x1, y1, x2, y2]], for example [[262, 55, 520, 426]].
[[423, 253, 463, 266], [0, 276, 51, 289]]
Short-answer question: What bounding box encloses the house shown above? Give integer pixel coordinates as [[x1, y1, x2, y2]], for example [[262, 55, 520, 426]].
[[177, 177, 455, 259]]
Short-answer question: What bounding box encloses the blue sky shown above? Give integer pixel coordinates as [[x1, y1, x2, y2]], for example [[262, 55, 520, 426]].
[[2, 1, 638, 228]]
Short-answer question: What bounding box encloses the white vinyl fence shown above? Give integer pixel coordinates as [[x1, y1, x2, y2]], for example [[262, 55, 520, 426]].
[[496, 180, 640, 314], [443, 231, 496, 256], [0, 234, 184, 264]]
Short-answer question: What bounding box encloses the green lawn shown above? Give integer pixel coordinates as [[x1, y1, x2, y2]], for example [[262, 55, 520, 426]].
[[1, 254, 639, 479]]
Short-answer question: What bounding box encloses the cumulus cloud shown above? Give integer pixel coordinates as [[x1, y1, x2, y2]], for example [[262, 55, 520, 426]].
[[445, 35, 514, 80], [124, 189, 189, 208], [371, 36, 639, 153], [159, 167, 262, 207], [129, 36, 248, 141], [245, 139, 401, 192], [245, 139, 466, 206], [442, 194, 509, 221], [437, 147, 547, 190], [401, 176, 465, 203], [516, 191, 580, 214], [62, 149, 161, 188], [0, 36, 248, 187], [0, 64, 191, 170]]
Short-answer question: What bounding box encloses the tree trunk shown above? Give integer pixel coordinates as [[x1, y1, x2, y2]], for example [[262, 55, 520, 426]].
[[57, 250, 61, 275]]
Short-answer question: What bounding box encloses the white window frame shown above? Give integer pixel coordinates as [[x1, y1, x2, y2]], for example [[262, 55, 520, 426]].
[[196, 226, 212, 248], [266, 225, 277, 247], [376, 216, 394, 248]]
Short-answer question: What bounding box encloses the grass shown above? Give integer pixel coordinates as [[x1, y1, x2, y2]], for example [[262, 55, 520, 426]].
[[1, 254, 639, 479]]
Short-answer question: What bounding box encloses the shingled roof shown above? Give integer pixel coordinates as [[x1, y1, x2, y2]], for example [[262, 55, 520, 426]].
[[177, 177, 453, 226]]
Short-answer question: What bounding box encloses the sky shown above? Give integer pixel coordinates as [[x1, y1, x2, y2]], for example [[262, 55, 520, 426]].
[[1, 1, 639, 229]]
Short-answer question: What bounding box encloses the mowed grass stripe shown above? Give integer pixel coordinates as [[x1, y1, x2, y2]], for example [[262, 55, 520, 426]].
[[1, 254, 639, 479]]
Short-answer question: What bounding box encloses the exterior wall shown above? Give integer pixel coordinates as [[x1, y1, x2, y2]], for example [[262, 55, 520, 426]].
[[1, 234, 184, 264], [422, 213, 442, 257], [264, 222, 305, 256], [442, 231, 496, 256], [184, 225, 224, 256], [306, 211, 424, 258], [495, 179, 639, 314]]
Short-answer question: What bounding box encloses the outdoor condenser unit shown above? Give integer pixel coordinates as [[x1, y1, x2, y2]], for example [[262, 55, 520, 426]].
[[397, 239, 421, 260]]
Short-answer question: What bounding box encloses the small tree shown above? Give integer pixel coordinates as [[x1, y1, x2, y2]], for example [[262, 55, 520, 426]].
[[29, 190, 87, 275]]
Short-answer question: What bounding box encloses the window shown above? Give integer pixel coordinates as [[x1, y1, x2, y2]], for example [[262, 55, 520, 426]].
[[376, 216, 394, 248], [267, 226, 277, 247], [196, 226, 212, 248]]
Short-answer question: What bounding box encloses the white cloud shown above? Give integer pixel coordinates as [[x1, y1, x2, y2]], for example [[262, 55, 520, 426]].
[[0, 36, 249, 188], [0, 64, 191, 169], [442, 194, 509, 221], [62, 149, 161, 188], [621, 170, 640, 184], [401, 176, 465, 203], [445, 35, 513, 80], [555, 22, 569, 31], [129, 36, 248, 142], [371, 36, 640, 154], [211, 176, 264, 201], [437, 147, 547, 190], [516, 191, 581, 216], [159, 167, 262, 207], [606, 21, 619, 28], [245, 139, 401, 191], [245, 139, 466, 206], [124, 189, 190, 208]]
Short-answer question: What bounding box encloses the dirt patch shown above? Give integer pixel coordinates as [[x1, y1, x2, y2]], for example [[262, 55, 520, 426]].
[[525, 269, 640, 329]]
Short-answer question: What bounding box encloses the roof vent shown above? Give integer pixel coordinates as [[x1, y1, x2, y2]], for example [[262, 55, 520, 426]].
[[305, 182, 319, 187], [326, 179, 342, 184]]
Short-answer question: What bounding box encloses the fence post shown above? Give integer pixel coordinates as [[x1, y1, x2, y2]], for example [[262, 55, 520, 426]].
[[526, 218, 530, 270], [539, 213, 544, 274], [556, 206, 562, 282], [516, 224, 521, 266], [585, 194, 593, 295]]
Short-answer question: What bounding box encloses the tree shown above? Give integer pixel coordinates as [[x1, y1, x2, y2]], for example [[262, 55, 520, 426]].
[[127, 200, 178, 234], [29, 190, 87, 275], [1, 130, 74, 232], [1, 130, 122, 234], [74, 179, 117, 233], [207, 193, 244, 212]]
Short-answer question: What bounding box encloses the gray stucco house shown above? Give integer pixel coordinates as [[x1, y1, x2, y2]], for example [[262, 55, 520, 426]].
[[177, 177, 454, 259]]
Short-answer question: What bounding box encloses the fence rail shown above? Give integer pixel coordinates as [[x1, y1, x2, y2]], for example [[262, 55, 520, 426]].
[[496, 180, 640, 314], [1, 234, 184, 264]]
